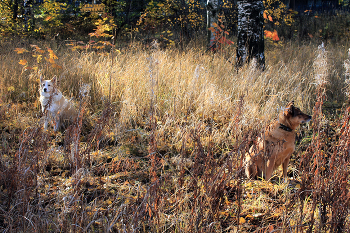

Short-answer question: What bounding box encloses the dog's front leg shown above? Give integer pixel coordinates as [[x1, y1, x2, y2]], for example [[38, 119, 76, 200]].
[[44, 118, 48, 130], [43, 111, 49, 130], [282, 154, 291, 180], [265, 157, 276, 181], [54, 119, 60, 131], [53, 114, 60, 132]]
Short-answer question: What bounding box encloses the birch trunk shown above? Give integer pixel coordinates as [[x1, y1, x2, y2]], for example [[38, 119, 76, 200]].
[[236, 0, 265, 70], [23, 0, 32, 31], [207, 0, 219, 49]]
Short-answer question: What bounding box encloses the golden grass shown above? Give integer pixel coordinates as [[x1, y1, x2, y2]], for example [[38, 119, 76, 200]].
[[0, 40, 349, 232]]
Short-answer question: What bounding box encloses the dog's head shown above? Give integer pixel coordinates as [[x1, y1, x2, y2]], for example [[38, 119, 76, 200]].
[[40, 75, 58, 97], [282, 101, 312, 129]]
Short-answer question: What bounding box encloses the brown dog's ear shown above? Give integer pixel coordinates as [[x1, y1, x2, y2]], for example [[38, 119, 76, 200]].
[[285, 101, 295, 116], [286, 101, 295, 106]]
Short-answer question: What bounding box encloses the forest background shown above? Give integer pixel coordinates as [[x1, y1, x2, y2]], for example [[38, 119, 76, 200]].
[[1, 0, 350, 232]]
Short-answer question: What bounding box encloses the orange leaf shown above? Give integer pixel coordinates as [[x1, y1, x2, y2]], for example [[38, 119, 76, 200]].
[[208, 27, 216, 33], [226, 39, 234, 45], [148, 206, 152, 218], [264, 30, 279, 41], [47, 58, 55, 64], [239, 217, 246, 224], [31, 45, 45, 54], [263, 12, 267, 19], [272, 30, 279, 41], [268, 15, 273, 22], [264, 30, 273, 38], [19, 59, 28, 66], [51, 63, 63, 69], [47, 48, 58, 59], [14, 48, 28, 54]]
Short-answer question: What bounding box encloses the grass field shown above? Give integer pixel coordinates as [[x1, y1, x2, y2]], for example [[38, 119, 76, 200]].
[[0, 39, 349, 232]]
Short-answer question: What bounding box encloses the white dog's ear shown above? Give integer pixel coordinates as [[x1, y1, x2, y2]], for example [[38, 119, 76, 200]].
[[51, 75, 57, 84], [40, 75, 44, 83]]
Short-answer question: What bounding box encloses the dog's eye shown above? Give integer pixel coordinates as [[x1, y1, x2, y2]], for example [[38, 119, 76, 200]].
[[48, 84, 51, 86]]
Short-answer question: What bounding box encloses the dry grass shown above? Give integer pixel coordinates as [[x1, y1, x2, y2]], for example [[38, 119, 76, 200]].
[[0, 39, 349, 232]]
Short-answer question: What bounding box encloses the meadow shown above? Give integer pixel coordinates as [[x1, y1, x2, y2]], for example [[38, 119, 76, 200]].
[[0, 39, 349, 232]]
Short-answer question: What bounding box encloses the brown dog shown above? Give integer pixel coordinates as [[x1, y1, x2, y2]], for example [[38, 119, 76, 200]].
[[245, 101, 311, 181]]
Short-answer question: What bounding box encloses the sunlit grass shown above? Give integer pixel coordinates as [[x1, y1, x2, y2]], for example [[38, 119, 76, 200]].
[[0, 40, 349, 232]]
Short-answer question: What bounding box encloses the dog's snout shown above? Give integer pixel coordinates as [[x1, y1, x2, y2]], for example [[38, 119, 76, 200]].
[[303, 115, 312, 123], [43, 88, 47, 92]]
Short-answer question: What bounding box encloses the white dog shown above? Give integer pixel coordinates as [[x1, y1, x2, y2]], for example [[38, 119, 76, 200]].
[[39, 75, 77, 131]]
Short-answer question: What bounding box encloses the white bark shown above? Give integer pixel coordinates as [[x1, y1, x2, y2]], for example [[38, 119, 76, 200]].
[[236, 0, 265, 69], [207, 0, 219, 49]]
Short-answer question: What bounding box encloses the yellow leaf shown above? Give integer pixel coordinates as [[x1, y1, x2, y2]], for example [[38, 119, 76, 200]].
[[239, 217, 246, 224], [219, 211, 229, 217], [14, 48, 28, 54], [47, 48, 58, 59], [48, 58, 55, 64], [8, 86, 15, 92], [19, 59, 28, 66], [290, 219, 297, 226], [31, 45, 45, 54], [51, 63, 63, 69]]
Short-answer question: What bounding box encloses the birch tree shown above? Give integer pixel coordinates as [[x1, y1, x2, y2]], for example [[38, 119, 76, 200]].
[[236, 0, 265, 70], [23, 0, 33, 32], [207, 0, 218, 49]]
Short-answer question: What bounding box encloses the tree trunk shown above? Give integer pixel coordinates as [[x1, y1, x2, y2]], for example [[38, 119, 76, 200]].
[[12, 0, 19, 21], [207, 0, 218, 49], [23, 0, 33, 32], [236, 0, 265, 70]]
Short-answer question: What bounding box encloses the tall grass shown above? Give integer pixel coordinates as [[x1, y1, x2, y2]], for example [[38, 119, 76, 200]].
[[0, 40, 349, 232]]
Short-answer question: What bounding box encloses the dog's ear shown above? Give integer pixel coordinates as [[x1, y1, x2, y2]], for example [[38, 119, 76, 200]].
[[285, 101, 295, 116], [51, 75, 58, 85], [51, 75, 57, 83], [40, 75, 44, 83]]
